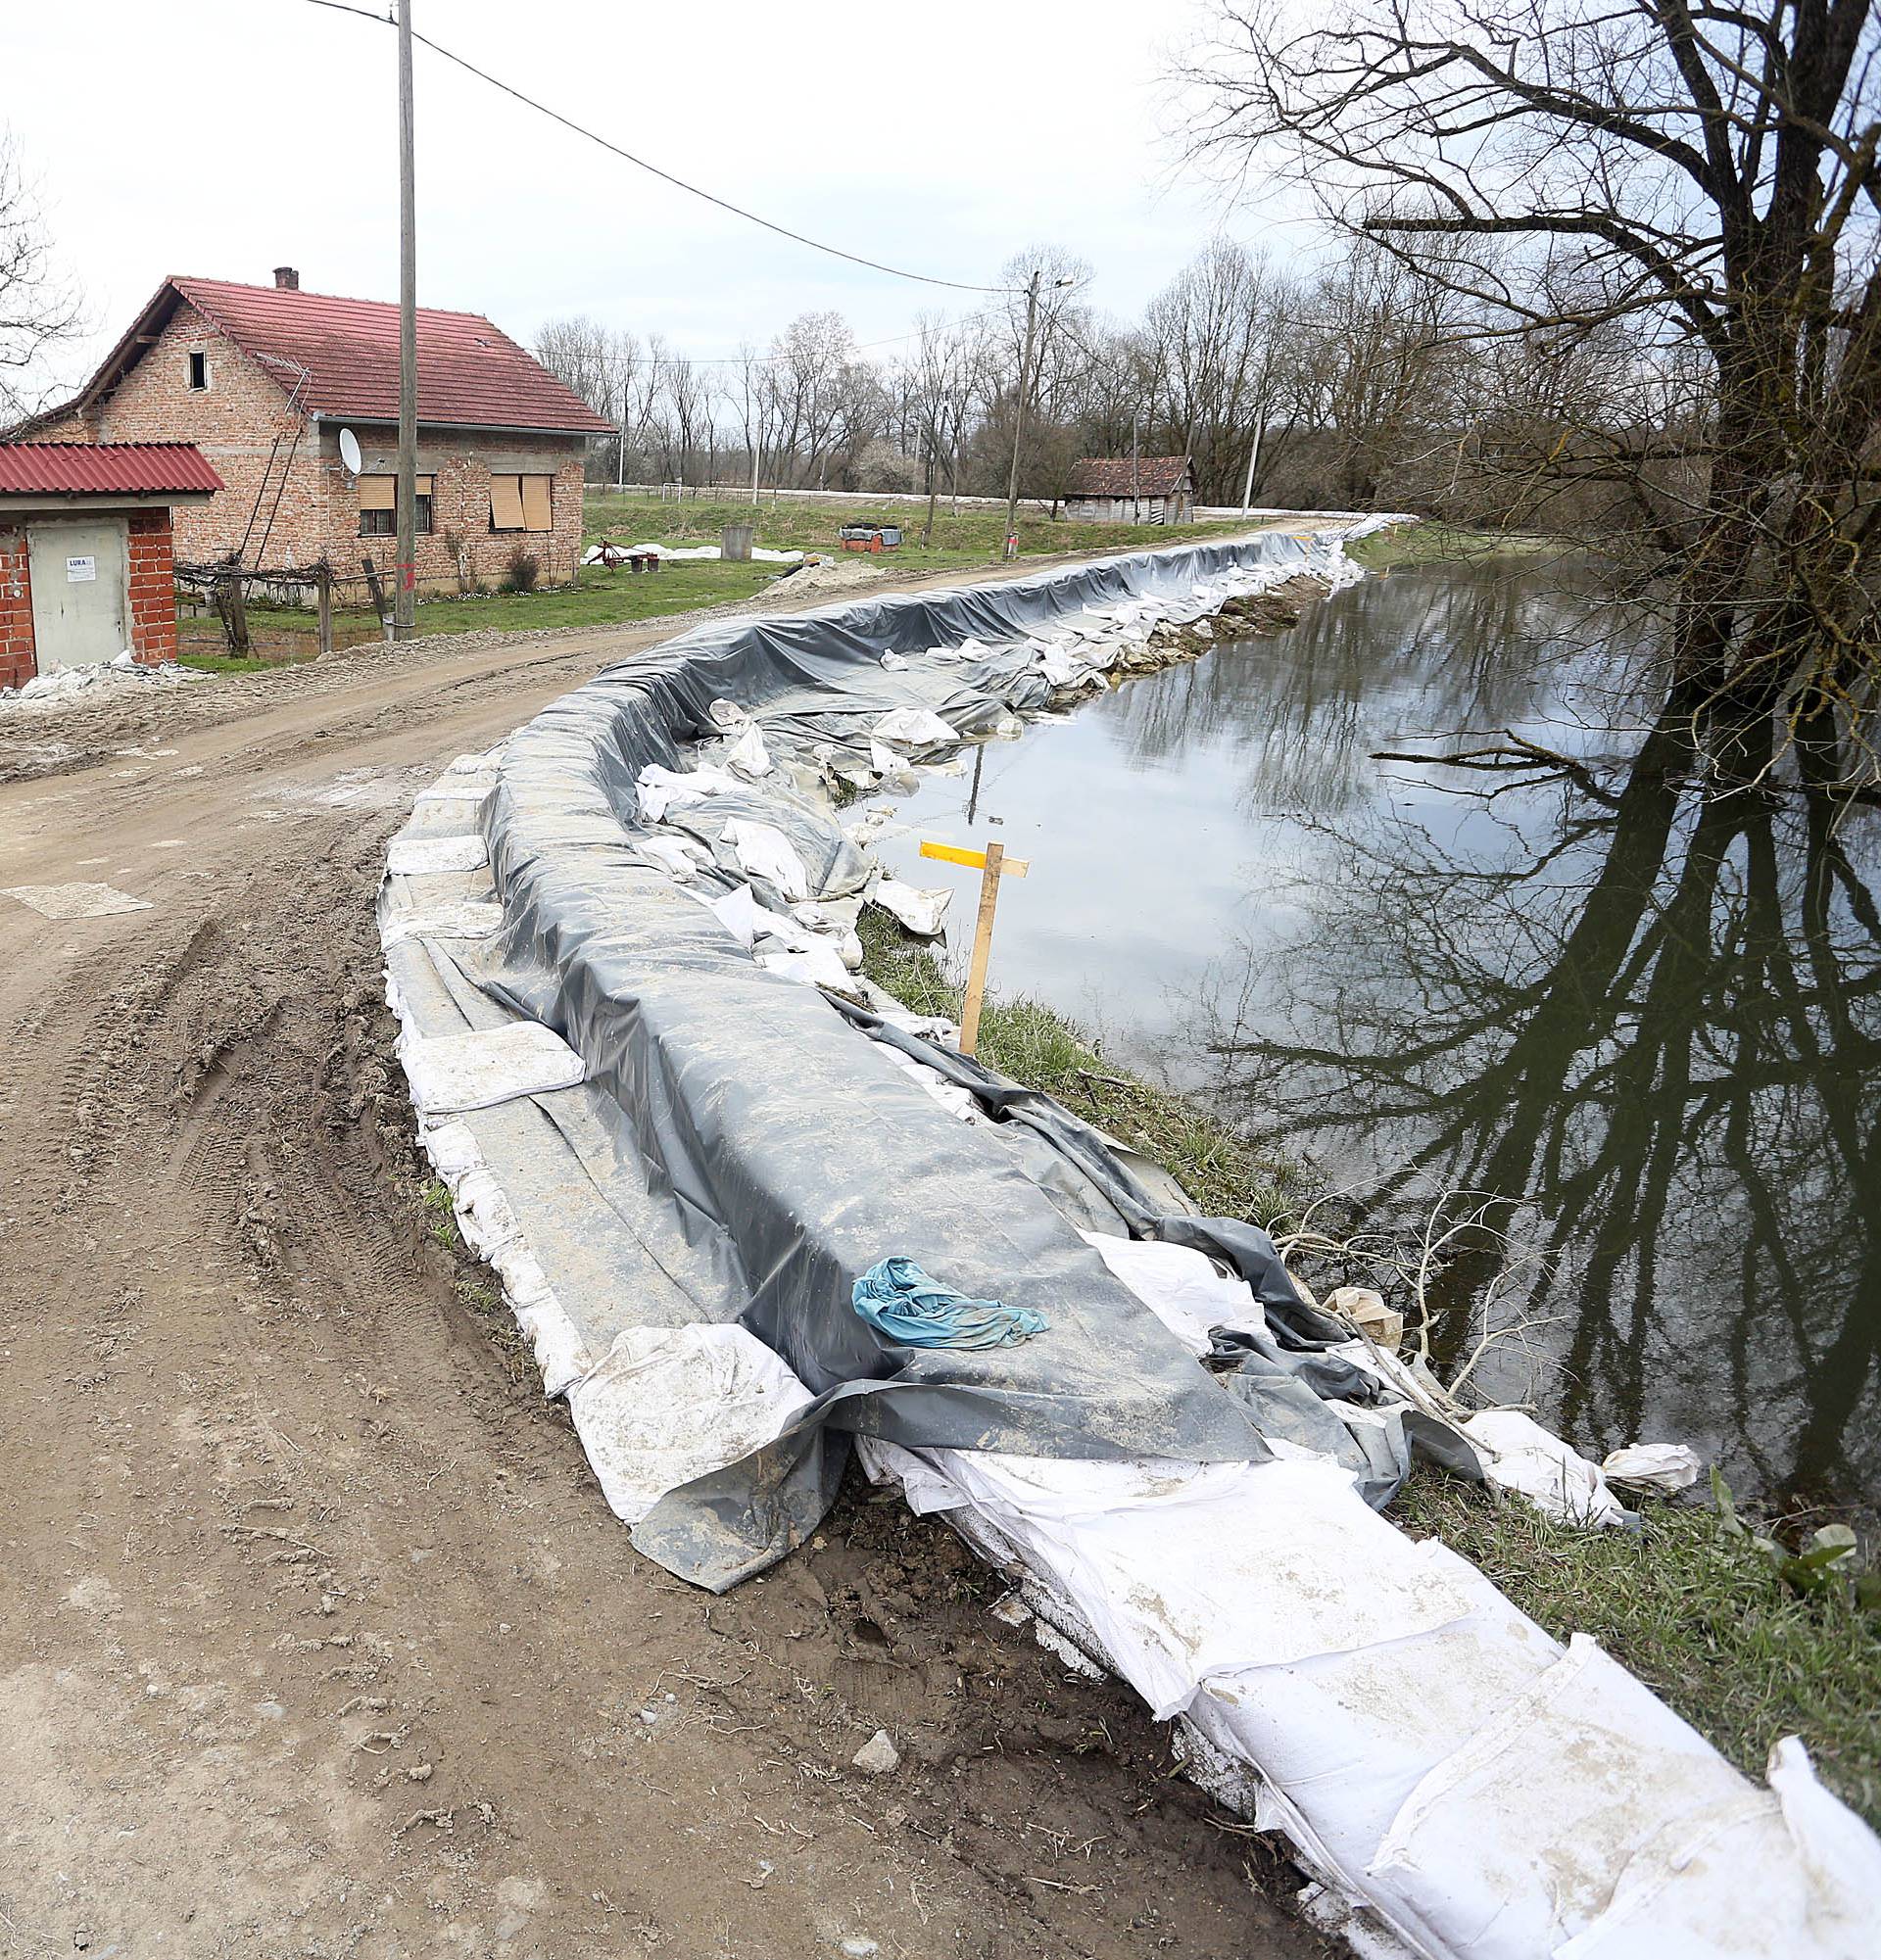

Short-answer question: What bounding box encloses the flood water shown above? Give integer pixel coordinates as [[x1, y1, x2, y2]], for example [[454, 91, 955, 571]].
[[877, 556, 1881, 1509]]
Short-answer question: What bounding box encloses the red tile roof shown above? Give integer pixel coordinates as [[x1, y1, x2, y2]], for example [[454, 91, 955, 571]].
[[0, 441, 224, 497], [1067, 454, 1193, 498], [169, 277, 616, 433]]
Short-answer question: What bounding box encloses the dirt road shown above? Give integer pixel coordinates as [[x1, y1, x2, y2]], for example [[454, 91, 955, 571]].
[[0, 573, 1324, 1959]]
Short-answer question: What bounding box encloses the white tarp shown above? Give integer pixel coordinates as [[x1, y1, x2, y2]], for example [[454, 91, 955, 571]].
[[1464, 1410, 1631, 1528]]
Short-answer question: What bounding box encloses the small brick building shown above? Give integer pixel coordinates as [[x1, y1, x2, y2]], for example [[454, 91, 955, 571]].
[[0, 443, 222, 690], [30, 268, 612, 596]]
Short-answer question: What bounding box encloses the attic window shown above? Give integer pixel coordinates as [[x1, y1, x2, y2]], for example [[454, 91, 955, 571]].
[[187, 351, 208, 391]]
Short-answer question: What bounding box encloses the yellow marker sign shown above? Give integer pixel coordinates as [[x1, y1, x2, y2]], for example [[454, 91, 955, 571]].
[[917, 837, 1033, 1056], [919, 839, 1029, 879]]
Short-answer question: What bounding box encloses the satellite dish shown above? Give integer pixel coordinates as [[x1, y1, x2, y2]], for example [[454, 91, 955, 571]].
[[338, 427, 362, 476]]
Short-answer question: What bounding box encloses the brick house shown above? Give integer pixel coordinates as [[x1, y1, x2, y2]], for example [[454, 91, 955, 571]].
[[29, 268, 612, 596], [1062, 454, 1196, 525], [0, 443, 221, 690]]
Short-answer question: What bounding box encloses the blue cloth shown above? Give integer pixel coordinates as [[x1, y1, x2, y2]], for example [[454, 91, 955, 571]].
[[851, 1257, 1048, 1351]]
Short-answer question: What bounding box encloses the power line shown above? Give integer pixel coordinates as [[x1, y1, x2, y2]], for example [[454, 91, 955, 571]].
[[297, 0, 1015, 296], [585, 303, 1010, 371]]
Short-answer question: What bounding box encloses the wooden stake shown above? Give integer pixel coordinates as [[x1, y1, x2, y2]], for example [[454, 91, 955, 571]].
[[315, 561, 333, 657], [959, 841, 1005, 1057]]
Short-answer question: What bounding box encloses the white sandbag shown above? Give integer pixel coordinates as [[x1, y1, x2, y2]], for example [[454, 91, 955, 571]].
[[873, 878, 951, 936], [1551, 1734, 1881, 1958], [1464, 1410, 1630, 1527], [874, 1450, 1477, 1721], [451, 1168, 522, 1258], [789, 900, 864, 970], [722, 819, 810, 903], [488, 1244, 594, 1397], [633, 835, 706, 879], [872, 706, 960, 750], [1600, 1442, 1704, 1492], [708, 883, 761, 950], [567, 1324, 814, 1523], [416, 1118, 482, 1179], [385, 833, 489, 876], [1368, 1634, 1847, 1959], [379, 900, 506, 946], [725, 723, 772, 778], [1077, 1231, 1266, 1358], [755, 937, 854, 990], [400, 1022, 587, 1115], [870, 739, 915, 783], [636, 762, 741, 823]]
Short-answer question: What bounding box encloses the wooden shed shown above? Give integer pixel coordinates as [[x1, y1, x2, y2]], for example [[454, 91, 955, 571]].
[[1063, 454, 1195, 525]]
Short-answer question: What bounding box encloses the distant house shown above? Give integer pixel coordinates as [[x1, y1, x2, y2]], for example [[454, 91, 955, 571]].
[[26, 267, 613, 593], [1063, 454, 1195, 525]]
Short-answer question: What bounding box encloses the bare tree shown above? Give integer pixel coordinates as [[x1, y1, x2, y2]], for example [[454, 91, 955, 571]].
[[1182, 1, 1881, 770], [0, 131, 80, 425], [534, 315, 651, 485]]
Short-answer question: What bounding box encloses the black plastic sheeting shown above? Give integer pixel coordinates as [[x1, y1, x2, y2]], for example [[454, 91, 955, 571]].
[[462, 535, 1467, 1587]]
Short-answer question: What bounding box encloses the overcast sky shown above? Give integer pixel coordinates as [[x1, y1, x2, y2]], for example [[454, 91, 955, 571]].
[[4, 0, 1318, 391]]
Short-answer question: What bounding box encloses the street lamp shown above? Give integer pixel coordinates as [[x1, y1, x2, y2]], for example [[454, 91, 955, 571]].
[[1003, 271, 1077, 561]]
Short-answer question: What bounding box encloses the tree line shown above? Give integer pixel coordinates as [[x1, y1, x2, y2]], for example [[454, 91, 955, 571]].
[[534, 236, 1609, 519]]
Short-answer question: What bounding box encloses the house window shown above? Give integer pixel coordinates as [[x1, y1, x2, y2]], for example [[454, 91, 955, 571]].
[[489, 473, 553, 532], [187, 351, 208, 391], [358, 473, 434, 537]]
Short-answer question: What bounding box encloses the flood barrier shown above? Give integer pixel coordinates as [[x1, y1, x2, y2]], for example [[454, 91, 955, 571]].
[[380, 530, 1881, 1960]]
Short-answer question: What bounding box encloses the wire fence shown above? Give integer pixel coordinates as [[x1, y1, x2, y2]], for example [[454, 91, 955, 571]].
[[174, 558, 391, 657]]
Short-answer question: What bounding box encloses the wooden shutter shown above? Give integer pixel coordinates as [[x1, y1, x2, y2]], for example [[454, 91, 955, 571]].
[[414, 474, 435, 498], [520, 475, 554, 532], [359, 475, 395, 512], [489, 474, 524, 530]]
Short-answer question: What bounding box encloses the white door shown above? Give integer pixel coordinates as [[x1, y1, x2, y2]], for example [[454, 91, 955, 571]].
[[27, 517, 130, 672]]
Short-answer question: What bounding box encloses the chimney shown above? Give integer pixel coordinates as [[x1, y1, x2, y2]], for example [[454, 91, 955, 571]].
[[272, 265, 300, 291]]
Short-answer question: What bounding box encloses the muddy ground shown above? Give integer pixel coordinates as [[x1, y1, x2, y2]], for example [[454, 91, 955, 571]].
[[0, 550, 1330, 1959]]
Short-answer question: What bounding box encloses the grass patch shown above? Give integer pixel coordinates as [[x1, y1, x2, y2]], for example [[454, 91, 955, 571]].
[[856, 909, 1300, 1227], [175, 650, 318, 676], [1395, 1468, 1881, 1826], [858, 904, 1881, 1825], [180, 559, 782, 650], [1348, 520, 1555, 570], [420, 1177, 462, 1254], [583, 489, 1281, 575]]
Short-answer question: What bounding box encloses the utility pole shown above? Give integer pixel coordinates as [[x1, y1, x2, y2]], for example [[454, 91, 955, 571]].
[[1239, 406, 1267, 517], [1002, 269, 1041, 561], [1131, 407, 1141, 524], [393, 0, 418, 640]]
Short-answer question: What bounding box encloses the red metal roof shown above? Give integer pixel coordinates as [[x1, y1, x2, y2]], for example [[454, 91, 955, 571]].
[[169, 277, 615, 434], [0, 441, 224, 497], [1067, 454, 1193, 498]]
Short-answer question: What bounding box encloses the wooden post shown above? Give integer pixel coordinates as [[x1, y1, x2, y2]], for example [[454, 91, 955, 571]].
[[361, 554, 389, 636], [221, 569, 251, 656], [315, 561, 333, 657], [959, 842, 1007, 1056]]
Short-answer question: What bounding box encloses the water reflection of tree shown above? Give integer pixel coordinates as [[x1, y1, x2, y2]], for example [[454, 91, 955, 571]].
[[1103, 556, 1628, 819], [1200, 704, 1881, 1506]]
